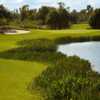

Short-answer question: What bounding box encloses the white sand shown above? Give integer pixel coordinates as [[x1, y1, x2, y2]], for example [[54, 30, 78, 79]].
[[5, 30, 30, 35]]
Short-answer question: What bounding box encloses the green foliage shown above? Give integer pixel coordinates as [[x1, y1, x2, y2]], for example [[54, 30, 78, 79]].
[[87, 5, 93, 15], [0, 4, 99, 29], [36, 6, 50, 25], [70, 10, 79, 24], [18, 39, 57, 52], [0, 18, 7, 26], [89, 9, 100, 29], [20, 5, 29, 21], [0, 39, 60, 63], [46, 10, 59, 29], [32, 55, 100, 100], [20, 20, 37, 29], [0, 4, 11, 19], [46, 8, 70, 29], [55, 35, 100, 44]]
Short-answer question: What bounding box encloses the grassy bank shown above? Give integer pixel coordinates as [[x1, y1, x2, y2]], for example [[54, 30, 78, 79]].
[[0, 24, 100, 100]]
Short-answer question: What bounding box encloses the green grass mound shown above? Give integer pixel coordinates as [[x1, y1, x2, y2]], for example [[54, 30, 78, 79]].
[[18, 39, 57, 52], [0, 39, 62, 63]]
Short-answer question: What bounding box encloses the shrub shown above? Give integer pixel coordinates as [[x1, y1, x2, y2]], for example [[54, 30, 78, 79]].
[[31, 55, 100, 100], [0, 39, 61, 63], [89, 9, 100, 29], [0, 18, 7, 26], [18, 39, 57, 52], [46, 9, 70, 29]]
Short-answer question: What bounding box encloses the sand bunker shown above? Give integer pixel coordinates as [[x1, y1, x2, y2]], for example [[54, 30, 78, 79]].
[[5, 30, 30, 35]]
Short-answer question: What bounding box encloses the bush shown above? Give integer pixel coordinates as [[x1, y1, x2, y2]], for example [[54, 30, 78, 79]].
[[18, 39, 57, 52], [0, 39, 61, 63], [46, 9, 70, 29], [0, 18, 7, 26], [89, 9, 100, 29], [31, 55, 100, 100], [20, 20, 38, 29]]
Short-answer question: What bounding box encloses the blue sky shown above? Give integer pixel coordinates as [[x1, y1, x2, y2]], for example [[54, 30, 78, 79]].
[[0, 0, 100, 11]]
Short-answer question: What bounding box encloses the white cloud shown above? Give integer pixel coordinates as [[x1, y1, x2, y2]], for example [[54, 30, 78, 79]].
[[16, 0, 24, 3]]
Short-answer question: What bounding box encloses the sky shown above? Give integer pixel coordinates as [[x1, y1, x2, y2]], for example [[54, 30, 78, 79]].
[[0, 0, 100, 11]]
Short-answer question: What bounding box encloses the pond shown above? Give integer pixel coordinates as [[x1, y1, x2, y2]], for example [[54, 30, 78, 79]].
[[58, 42, 100, 73]]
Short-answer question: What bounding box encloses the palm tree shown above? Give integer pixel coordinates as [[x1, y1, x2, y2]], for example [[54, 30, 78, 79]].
[[20, 5, 29, 21]]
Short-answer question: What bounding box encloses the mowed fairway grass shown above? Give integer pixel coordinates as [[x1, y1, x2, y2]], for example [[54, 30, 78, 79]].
[[0, 24, 100, 100]]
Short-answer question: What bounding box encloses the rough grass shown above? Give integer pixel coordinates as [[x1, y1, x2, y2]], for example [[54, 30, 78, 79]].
[[0, 24, 100, 100]]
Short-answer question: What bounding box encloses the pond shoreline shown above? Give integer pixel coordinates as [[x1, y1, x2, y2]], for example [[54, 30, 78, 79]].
[[58, 41, 100, 73], [55, 35, 100, 45]]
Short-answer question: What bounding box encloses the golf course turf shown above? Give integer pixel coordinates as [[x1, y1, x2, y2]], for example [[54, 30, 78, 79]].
[[0, 24, 100, 100]]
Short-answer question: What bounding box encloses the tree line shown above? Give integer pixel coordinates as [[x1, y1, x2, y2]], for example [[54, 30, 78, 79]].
[[0, 2, 100, 29]]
